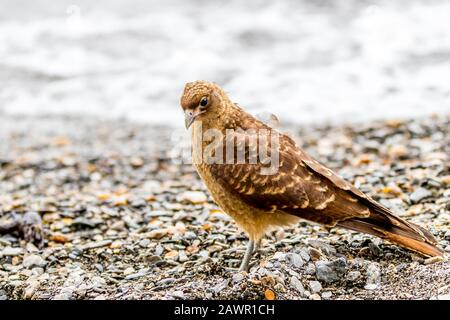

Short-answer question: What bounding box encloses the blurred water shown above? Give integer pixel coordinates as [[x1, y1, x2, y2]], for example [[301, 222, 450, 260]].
[[0, 0, 449, 127]]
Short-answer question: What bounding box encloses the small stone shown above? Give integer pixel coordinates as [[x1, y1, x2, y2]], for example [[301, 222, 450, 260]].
[[147, 229, 168, 239], [264, 288, 276, 300], [364, 283, 379, 290], [424, 256, 443, 265], [23, 254, 46, 269], [50, 233, 69, 243], [272, 252, 286, 261], [440, 176, 450, 186], [23, 280, 40, 299], [26, 243, 39, 253], [232, 273, 245, 284], [315, 257, 347, 283], [123, 267, 135, 276], [308, 240, 336, 256], [365, 262, 381, 289], [178, 250, 188, 262], [81, 240, 112, 250], [321, 291, 332, 299], [110, 240, 123, 249], [155, 245, 164, 256], [410, 188, 432, 204], [0, 247, 23, 256], [275, 229, 285, 241], [305, 263, 316, 275], [388, 145, 408, 159], [309, 293, 321, 300], [172, 290, 185, 299], [444, 230, 450, 240], [368, 242, 382, 256], [309, 280, 322, 293], [308, 247, 323, 261], [177, 191, 207, 204], [130, 157, 144, 167], [298, 249, 310, 262], [164, 250, 179, 261], [139, 239, 150, 248], [286, 253, 304, 268], [347, 271, 361, 282], [290, 276, 305, 295], [125, 271, 147, 280], [212, 279, 229, 294]]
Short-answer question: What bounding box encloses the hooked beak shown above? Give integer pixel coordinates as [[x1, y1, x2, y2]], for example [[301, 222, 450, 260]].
[[184, 109, 205, 129]]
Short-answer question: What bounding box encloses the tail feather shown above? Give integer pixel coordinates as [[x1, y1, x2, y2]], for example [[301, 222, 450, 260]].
[[337, 216, 444, 258]]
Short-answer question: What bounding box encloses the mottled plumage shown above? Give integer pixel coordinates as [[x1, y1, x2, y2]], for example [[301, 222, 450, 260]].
[[180, 80, 443, 270]]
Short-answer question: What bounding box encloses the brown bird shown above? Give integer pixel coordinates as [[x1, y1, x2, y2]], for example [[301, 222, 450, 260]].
[[180, 80, 443, 271]]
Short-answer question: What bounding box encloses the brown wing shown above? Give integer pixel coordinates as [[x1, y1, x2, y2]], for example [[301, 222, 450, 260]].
[[208, 129, 372, 226]]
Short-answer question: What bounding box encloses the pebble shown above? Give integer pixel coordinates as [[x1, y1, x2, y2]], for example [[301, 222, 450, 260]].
[[308, 247, 323, 261], [304, 263, 316, 275], [364, 284, 379, 291], [146, 229, 168, 239], [184, 231, 197, 240], [171, 290, 185, 299], [309, 293, 321, 300], [347, 271, 361, 282], [0, 247, 24, 256], [272, 252, 286, 261], [388, 145, 408, 159], [286, 253, 304, 268], [297, 249, 310, 262], [123, 267, 135, 276], [23, 254, 46, 269], [212, 279, 229, 294], [23, 280, 40, 299], [368, 242, 383, 256], [80, 240, 112, 250], [365, 263, 381, 290], [315, 257, 347, 283], [321, 291, 332, 299], [308, 240, 337, 256], [125, 271, 147, 280], [178, 250, 188, 262], [164, 250, 179, 261], [232, 273, 245, 284], [110, 240, 123, 249], [290, 276, 305, 295], [176, 191, 207, 204], [410, 188, 432, 204], [139, 239, 150, 248], [309, 280, 322, 293]]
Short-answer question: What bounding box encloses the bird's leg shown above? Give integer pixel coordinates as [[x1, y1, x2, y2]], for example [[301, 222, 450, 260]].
[[238, 239, 255, 272], [254, 239, 262, 252]]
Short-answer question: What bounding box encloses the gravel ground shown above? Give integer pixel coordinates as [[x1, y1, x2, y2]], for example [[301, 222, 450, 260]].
[[0, 114, 449, 300]]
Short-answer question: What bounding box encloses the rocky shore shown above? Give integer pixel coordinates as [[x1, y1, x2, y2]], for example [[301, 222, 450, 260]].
[[0, 114, 449, 300]]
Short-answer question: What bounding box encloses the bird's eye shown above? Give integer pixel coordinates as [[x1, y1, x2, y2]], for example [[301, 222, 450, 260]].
[[199, 97, 208, 107]]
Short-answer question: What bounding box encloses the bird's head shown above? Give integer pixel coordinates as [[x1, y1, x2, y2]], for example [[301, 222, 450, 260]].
[[180, 80, 228, 129]]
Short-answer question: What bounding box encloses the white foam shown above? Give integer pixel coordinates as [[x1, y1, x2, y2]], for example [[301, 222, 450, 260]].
[[1, 0, 449, 127]]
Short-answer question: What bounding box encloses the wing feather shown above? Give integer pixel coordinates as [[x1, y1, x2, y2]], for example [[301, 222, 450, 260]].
[[208, 130, 372, 226]]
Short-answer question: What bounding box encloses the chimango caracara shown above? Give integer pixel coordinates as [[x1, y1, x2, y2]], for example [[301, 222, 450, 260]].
[[180, 80, 443, 272]]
